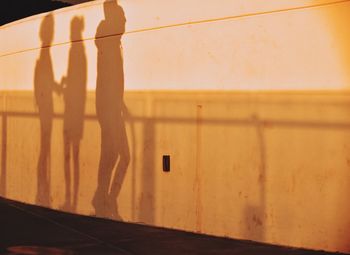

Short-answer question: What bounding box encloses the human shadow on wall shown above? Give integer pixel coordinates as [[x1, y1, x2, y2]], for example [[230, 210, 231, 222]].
[[92, 0, 130, 220], [34, 14, 61, 207], [60, 17, 87, 212]]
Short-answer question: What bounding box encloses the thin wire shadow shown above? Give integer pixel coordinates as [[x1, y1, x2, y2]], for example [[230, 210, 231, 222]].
[[92, 0, 130, 220], [34, 14, 62, 207], [60, 16, 87, 212]]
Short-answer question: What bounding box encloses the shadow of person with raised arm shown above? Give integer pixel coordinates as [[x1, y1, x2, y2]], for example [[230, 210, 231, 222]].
[[34, 14, 62, 207], [60, 16, 87, 212], [92, 0, 130, 220]]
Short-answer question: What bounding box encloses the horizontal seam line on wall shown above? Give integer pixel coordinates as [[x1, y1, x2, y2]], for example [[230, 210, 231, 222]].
[[2, 111, 350, 130]]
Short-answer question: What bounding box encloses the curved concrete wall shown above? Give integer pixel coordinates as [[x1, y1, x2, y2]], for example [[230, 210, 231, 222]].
[[1, 0, 350, 253]]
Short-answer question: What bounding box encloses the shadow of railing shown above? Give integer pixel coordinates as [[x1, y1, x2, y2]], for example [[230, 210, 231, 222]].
[[1, 107, 350, 241]]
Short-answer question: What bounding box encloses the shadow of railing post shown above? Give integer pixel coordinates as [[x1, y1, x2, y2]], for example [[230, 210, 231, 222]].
[[138, 118, 155, 223], [0, 112, 7, 196]]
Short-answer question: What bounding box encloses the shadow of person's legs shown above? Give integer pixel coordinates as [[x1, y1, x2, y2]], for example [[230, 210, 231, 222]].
[[109, 119, 130, 220], [36, 114, 52, 206], [72, 140, 80, 211], [92, 123, 118, 217]]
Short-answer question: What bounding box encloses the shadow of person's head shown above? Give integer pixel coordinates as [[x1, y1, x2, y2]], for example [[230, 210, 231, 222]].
[[40, 14, 54, 46], [103, 0, 125, 34], [70, 16, 84, 41]]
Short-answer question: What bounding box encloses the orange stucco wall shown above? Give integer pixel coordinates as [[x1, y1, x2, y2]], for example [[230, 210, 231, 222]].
[[1, 0, 350, 253]]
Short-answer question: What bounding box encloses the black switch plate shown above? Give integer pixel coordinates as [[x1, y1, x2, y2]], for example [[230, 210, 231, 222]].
[[163, 155, 170, 172]]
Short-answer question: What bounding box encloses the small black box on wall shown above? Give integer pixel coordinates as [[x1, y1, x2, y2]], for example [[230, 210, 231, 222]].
[[163, 155, 170, 172]]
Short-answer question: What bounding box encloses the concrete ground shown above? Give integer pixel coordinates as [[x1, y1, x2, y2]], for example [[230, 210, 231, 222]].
[[0, 197, 346, 255]]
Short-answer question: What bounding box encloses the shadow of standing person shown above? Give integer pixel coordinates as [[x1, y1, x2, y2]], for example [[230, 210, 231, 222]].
[[92, 0, 130, 220], [60, 17, 87, 212], [34, 14, 61, 207]]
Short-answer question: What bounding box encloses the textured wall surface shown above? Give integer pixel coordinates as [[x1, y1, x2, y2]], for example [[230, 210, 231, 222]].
[[1, 0, 350, 253]]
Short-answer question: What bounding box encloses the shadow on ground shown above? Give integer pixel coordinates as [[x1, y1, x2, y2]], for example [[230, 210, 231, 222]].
[[0, 197, 345, 255]]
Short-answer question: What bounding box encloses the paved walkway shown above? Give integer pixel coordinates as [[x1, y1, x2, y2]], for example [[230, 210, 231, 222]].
[[0, 197, 345, 255]]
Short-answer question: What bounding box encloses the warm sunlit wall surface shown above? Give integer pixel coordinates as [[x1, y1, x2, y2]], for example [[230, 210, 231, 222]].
[[1, 0, 350, 253]]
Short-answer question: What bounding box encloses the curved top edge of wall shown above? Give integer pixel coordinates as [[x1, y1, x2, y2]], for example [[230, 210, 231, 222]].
[[0, 0, 348, 57], [0, 0, 105, 29]]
